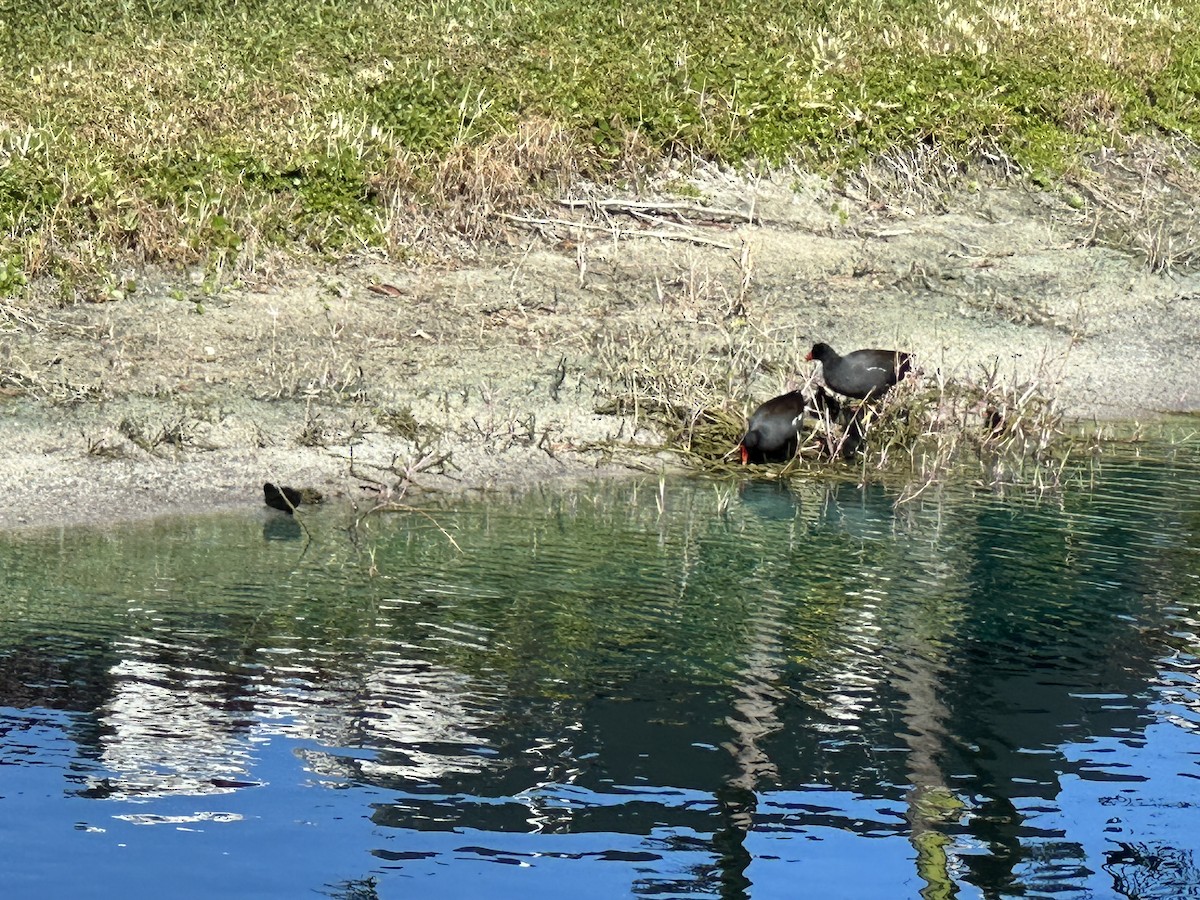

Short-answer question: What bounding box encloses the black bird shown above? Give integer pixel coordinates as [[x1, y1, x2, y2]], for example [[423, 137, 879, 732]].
[[263, 482, 303, 514], [806, 343, 912, 399], [739, 390, 838, 464]]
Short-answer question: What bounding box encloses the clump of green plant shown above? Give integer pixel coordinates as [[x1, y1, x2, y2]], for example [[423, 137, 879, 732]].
[[0, 257, 27, 296]]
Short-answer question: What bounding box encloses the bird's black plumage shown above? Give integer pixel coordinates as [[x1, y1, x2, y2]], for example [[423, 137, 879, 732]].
[[806, 343, 912, 399]]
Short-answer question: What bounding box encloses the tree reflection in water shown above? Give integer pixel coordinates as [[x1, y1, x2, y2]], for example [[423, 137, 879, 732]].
[[0, 440, 1198, 898]]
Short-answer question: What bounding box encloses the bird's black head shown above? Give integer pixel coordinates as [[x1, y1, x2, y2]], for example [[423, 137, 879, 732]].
[[806, 342, 835, 363], [739, 430, 761, 465]]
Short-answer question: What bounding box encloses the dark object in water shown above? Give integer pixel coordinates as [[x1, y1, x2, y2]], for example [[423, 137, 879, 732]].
[[263, 515, 304, 542], [740, 390, 839, 464], [806, 343, 912, 399], [264, 482, 304, 514]]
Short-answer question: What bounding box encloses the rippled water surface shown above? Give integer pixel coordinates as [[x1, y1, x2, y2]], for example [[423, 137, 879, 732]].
[[2, 438, 1200, 899]]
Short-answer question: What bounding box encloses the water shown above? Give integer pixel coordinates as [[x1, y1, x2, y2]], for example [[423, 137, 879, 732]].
[[1, 438, 1199, 899]]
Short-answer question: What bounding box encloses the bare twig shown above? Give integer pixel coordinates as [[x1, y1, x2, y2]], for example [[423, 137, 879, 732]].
[[497, 213, 736, 249], [558, 197, 755, 224]]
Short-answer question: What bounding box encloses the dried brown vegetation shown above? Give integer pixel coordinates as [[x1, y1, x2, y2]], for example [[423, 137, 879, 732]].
[[600, 345, 1098, 496]]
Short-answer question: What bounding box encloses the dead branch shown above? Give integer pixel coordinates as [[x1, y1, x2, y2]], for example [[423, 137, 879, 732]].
[[558, 197, 754, 224], [497, 213, 736, 249]]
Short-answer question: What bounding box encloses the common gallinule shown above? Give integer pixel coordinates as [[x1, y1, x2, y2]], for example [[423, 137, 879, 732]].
[[264, 482, 304, 514], [806, 343, 912, 399], [739, 390, 839, 464]]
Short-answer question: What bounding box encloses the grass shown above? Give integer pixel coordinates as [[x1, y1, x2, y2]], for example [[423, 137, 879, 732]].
[[3, 0, 1200, 297]]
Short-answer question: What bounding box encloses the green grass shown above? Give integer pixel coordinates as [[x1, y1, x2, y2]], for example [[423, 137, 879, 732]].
[[3, 0, 1200, 295]]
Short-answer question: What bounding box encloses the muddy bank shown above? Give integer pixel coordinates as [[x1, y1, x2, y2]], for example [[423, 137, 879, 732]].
[[2, 171, 1198, 530]]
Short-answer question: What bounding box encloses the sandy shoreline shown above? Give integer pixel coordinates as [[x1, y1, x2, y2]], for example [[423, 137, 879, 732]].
[[3, 172, 1199, 531]]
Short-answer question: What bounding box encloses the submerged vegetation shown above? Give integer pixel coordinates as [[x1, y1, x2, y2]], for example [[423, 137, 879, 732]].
[[2, 0, 1200, 295]]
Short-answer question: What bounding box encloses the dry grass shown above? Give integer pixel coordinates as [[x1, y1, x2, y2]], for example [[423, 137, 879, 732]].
[[1068, 137, 1200, 275], [0, 366, 109, 406], [372, 117, 592, 249]]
